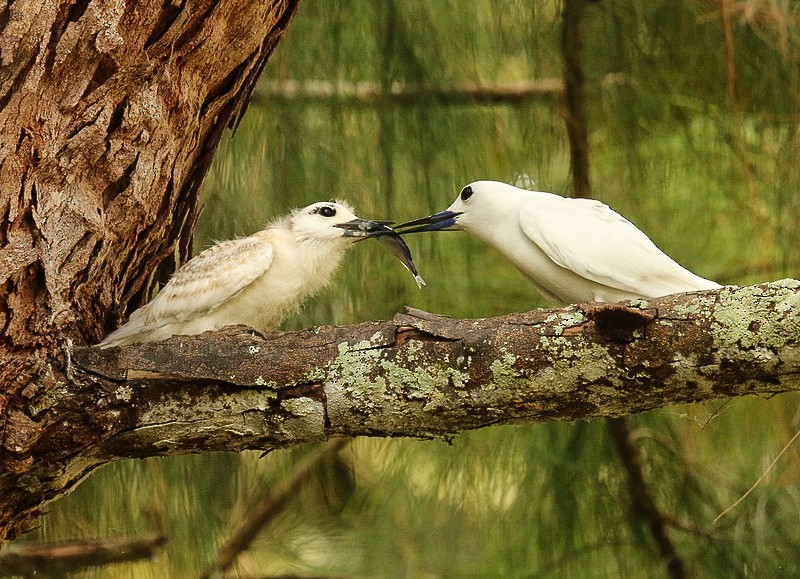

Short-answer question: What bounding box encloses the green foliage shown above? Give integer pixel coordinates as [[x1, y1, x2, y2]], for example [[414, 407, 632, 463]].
[[21, 0, 800, 576]]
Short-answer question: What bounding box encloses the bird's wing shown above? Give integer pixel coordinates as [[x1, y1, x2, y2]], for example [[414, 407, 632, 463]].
[[518, 196, 705, 296], [143, 235, 275, 325]]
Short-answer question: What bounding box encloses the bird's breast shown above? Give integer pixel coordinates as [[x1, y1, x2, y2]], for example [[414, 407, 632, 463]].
[[220, 240, 348, 330], [469, 225, 637, 304]]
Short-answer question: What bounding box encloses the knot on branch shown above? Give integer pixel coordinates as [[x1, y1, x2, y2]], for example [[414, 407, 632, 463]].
[[586, 303, 656, 343]]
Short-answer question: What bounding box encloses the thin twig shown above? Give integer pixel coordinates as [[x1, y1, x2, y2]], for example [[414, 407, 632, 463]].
[[700, 399, 733, 430], [713, 426, 800, 524], [198, 438, 351, 579]]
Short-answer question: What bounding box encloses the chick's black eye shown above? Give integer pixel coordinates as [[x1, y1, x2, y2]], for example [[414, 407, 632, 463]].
[[319, 206, 336, 218], [460, 186, 473, 201]]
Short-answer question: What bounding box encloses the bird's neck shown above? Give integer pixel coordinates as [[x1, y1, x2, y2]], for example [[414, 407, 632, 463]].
[[281, 229, 351, 277]]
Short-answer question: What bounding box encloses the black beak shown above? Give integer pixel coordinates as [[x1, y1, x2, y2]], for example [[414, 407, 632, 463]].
[[336, 219, 397, 238], [391, 210, 463, 234]]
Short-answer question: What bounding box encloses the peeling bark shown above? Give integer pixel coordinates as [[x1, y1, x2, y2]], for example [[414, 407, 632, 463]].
[[2, 281, 798, 540]]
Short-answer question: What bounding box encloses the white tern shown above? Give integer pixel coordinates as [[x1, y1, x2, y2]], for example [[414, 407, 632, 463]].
[[99, 201, 422, 348], [395, 180, 720, 304]]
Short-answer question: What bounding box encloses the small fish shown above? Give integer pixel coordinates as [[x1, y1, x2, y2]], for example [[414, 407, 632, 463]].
[[341, 220, 426, 288], [375, 230, 427, 289]]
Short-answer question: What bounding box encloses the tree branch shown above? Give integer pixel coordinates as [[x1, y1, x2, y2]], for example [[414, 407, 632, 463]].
[[199, 438, 351, 579], [608, 418, 687, 578], [0, 535, 166, 576], [2, 280, 800, 538], [252, 79, 564, 107], [561, 0, 591, 197], [0, 0, 301, 540]]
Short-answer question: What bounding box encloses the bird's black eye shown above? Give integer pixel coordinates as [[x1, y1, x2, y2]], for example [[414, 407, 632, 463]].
[[318, 206, 336, 218], [460, 186, 473, 201]]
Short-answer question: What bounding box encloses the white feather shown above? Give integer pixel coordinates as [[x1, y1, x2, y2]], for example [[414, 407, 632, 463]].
[[445, 181, 720, 304], [100, 201, 364, 347]]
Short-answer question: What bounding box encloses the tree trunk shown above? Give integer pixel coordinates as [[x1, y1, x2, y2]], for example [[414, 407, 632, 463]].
[[2, 280, 800, 539], [0, 0, 301, 540], [561, 0, 591, 198]]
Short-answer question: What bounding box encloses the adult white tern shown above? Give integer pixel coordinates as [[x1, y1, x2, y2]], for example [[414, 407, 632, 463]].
[[395, 180, 720, 304]]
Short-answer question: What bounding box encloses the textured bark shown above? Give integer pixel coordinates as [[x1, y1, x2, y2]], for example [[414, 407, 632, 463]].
[[0, 0, 301, 540], [2, 280, 798, 540]]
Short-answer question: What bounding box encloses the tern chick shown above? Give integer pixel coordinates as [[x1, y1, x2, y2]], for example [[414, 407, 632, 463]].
[[100, 201, 421, 348]]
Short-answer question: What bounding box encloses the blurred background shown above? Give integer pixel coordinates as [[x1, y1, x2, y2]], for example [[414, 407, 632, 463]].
[[19, 1, 800, 576]]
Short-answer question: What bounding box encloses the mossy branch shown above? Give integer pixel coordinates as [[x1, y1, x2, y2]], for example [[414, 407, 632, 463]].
[[72, 280, 800, 451], [3, 280, 799, 539]]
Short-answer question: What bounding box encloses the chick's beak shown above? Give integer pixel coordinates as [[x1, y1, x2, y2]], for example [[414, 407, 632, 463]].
[[336, 219, 396, 239], [392, 210, 463, 234]]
